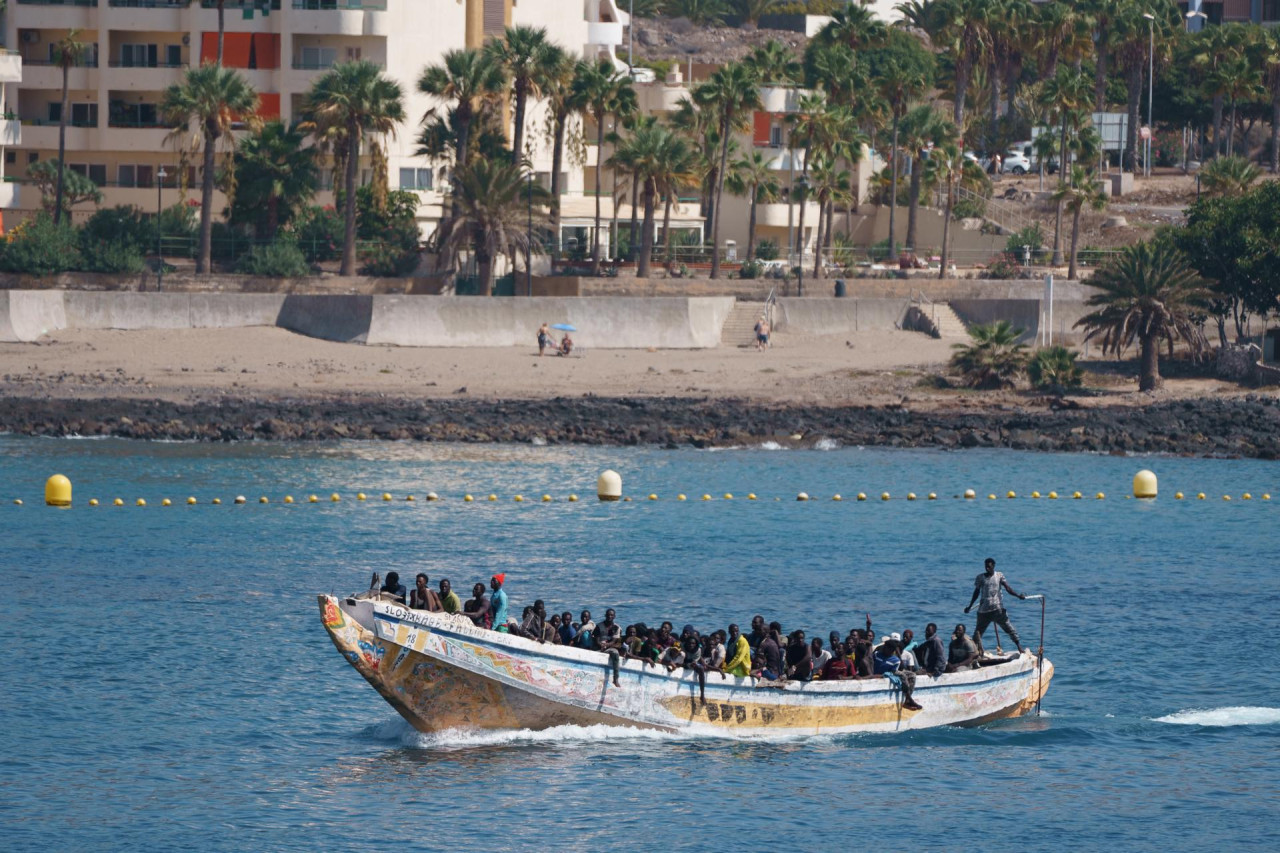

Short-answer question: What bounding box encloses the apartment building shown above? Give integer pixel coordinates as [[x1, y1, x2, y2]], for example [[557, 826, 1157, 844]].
[[3, 0, 630, 236], [0, 47, 22, 225]]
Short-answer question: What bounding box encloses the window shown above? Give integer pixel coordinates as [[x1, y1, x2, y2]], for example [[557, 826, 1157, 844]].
[[4, 152, 14, 165], [71, 103, 98, 127], [136, 165, 154, 188], [399, 168, 432, 191], [298, 46, 337, 69], [166, 45, 182, 67], [27, 152, 38, 165], [121, 44, 157, 68], [770, 124, 783, 147], [345, 47, 361, 62], [88, 164, 107, 185], [69, 163, 87, 176], [118, 165, 135, 187], [47, 102, 61, 123]]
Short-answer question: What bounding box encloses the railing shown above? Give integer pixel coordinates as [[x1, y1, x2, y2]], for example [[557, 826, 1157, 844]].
[[21, 117, 99, 127], [23, 59, 100, 67], [291, 58, 384, 70], [16, 0, 98, 5], [938, 182, 1035, 236], [108, 118, 167, 128], [292, 0, 385, 9], [108, 0, 188, 7], [199, 0, 281, 7], [108, 60, 188, 68]]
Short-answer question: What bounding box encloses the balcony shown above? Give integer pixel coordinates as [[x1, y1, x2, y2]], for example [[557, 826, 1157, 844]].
[[289, 1, 390, 37], [20, 61, 97, 90], [0, 181, 22, 209], [19, 121, 95, 149], [0, 53, 22, 84], [13, 1, 97, 29], [15, 0, 97, 5], [587, 21, 624, 47], [0, 120, 22, 146], [106, 60, 186, 89]]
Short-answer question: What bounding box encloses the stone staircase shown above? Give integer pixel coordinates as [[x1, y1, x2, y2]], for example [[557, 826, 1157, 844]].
[[930, 302, 969, 338], [720, 300, 768, 347]]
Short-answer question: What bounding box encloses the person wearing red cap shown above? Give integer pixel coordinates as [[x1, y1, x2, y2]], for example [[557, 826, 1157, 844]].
[[489, 574, 509, 632]]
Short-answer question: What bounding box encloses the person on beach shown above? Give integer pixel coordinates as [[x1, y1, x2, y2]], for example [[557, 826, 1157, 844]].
[[723, 624, 752, 677], [947, 624, 980, 671], [558, 333, 574, 356], [439, 579, 461, 614], [488, 574, 510, 632], [916, 623, 947, 677], [410, 573, 442, 611], [537, 323, 553, 356], [379, 572, 407, 603], [754, 316, 770, 351], [464, 583, 491, 629], [965, 557, 1028, 653]]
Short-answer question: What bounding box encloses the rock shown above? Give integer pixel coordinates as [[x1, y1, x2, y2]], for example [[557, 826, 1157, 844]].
[[636, 28, 656, 47], [959, 217, 985, 231], [667, 16, 694, 34], [1101, 215, 1128, 229]]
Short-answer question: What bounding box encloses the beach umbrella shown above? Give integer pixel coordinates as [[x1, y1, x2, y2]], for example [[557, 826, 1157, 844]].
[[551, 323, 577, 332]]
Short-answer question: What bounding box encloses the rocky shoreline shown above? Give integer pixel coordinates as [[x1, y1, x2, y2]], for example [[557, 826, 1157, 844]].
[[0, 394, 1277, 459]]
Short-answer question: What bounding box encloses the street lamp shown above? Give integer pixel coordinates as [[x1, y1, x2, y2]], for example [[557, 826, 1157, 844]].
[[526, 169, 533, 296], [628, 0, 634, 74], [1143, 12, 1154, 178], [1185, 8, 1207, 32]]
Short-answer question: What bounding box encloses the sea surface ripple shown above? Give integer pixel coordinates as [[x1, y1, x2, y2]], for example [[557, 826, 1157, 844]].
[[2, 438, 1278, 852]]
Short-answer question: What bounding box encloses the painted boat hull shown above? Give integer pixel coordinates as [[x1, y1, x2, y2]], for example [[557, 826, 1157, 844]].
[[320, 595, 1054, 736]]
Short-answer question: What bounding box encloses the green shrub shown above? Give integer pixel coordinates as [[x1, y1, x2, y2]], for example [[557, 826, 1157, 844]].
[[78, 206, 150, 273], [0, 214, 82, 275], [359, 241, 419, 276], [952, 196, 987, 220], [982, 252, 1023, 280], [236, 238, 311, 277], [1028, 345, 1084, 391], [290, 206, 343, 263], [1005, 223, 1046, 262], [737, 259, 763, 279], [82, 240, 146, 274], [755, 238, 779, 260]]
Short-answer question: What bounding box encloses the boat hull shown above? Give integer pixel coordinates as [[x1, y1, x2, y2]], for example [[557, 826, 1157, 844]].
[[320, 595, 1054, 736]]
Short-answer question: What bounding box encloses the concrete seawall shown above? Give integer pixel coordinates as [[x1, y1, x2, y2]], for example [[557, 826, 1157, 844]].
[[0, 291, 736, 349], [774, 298, 910, 334]]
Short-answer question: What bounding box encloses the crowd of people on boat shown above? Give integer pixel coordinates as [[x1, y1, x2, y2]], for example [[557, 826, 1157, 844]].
[[370, 558, 1034, 711]]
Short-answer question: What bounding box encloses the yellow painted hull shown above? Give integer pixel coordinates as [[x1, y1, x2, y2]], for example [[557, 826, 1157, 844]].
[[320, 595, 1054, 736]]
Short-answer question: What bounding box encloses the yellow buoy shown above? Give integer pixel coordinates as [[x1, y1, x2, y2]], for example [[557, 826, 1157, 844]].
[[514, 495, 524, 502], [356, 492, 367, 501], [702, 494, 712, 501], [542, 495, 552, 502], [283, 496, 293, 504], [1048, 491, 1058, 499], [676, 494, 686, 501], [747, 493, 757, 500], [464, 494, 474, 502], [1243, 493, 1252, 500], [1031, 491, 1041, 499], [1174, 492, 1184, 500], [136, 498, 146, 507], [308, 495, 318, 503], [330, 493, 340, 502], [797, 492, 809, 501], [212, 498, 222, 505], [1073, 491, 1083, 499], [1132, 469, 1158, 499], [88, 499, 99, 507], [161, 498, 172, 507], [1222, 495, 1231, 501], [857, 492, 867, 501], [12, 499, 21, 505], [234, 496, 246, 504], [568, 494, 578, 502], [928, 492, 938, 500], [45, 474, 72, 507], [382, 493, 392, 501], [881, 492, 891, 501], [259, 496, 269, 504], [1262, 493, 1271, 500], [597, 470, 623, 502], [1007, 491, 1017, 499], [1096, 492, 1105, 500], [1197, 492, 1206, 500], [833, 494, 843, 501], [963, 489, 976, 500], [488, 494, 498, 502], [648, 494, 658, 501], [405, 495, 415, 502], [187, 496, 197, 505], [723, 493, 733, 500], [988, 494, 997, 500], [113, 498, 124, 506], [907, 493, 916, 501]]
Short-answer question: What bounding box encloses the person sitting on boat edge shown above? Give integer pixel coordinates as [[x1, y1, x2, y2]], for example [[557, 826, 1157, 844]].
[[379, 572, 407, 603], [784, 630, 813, 681], [810, 637, 832, 677], [821, 643, 856, 680], [757, 624, 784, 681], [947, 624, 980, 672], [745, 615, 768, 651], [708, 631, 727, 677], [722, 624, 752, 677], [916, 623, 947, 678], [410, 573, 442, 612], [874, 638, 923, 711], [464, 583, 491, 629], [965, 557, 1029, 654], [488, 574, 509, 633], [558, 611, 577, 645], [438, 579, 461, 615], [575, 610, 596, 649]]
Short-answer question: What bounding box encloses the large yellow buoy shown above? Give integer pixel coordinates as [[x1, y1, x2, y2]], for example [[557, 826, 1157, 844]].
[[44, 474, 72, 507], [382, 493, 392, 501], [567, 494, 578, 502], [648, 494, 658, 501], [1133, 469, 1157, 499], [747, 493, 757, 500], [857, 492, 867, 502], [702, 494, 713, 501], [832, 494, 843, 501], [356, 492, 367, 501], [259, 496, 269, 504], [1048, 491, 1058, 499], [161, 498, 172, 507], [330, 493, 340, 502], [187, 496, 197, 505], [113, 498, 124, 507], [723, 493, 734, 500], [881, 492, 891, 501], [464, 494, 474, 502], [283, 496, 293, 504], [928, 492, 938, 500], [135, 498, 146, 507], [907, 493, 917, 501], [212, 498, 222, 505], [597, 470, 622, 502], [308, 495, 318, 503]]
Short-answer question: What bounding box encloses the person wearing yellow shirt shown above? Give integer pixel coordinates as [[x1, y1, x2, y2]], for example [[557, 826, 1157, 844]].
[[722, 624, 752, 677]]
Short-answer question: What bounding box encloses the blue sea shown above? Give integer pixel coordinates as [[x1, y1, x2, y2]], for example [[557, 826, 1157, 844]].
[[2, 437, 1278, 852]]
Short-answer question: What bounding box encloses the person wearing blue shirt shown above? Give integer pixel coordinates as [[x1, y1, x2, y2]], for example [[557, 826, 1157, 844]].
[[489, 573, 509, 632]]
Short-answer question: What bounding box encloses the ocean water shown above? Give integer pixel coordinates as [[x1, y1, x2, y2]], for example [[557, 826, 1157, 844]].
[[2, 437, 1279, 852]]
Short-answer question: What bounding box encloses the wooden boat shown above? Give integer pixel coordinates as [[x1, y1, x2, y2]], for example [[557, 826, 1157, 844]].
[[320, 594, 1053, 736]]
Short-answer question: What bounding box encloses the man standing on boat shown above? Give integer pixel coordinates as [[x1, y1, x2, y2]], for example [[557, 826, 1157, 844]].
[[489, 574, 510, 633], [965, 557, 1028, 654]]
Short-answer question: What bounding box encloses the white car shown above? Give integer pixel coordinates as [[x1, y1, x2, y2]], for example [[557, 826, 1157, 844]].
[[999, 149, 1032, 174]]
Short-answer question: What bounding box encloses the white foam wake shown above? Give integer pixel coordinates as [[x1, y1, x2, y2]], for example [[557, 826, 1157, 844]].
[[1153, 706, 1280, 727]]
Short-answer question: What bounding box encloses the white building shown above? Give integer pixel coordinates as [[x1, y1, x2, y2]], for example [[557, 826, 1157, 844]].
[[0, 43, 21, 226], [2, 0, 629, 238]]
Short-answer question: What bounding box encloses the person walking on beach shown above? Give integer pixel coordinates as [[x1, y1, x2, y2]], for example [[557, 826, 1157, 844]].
[[537, 323, 553, 356], [754, 316, 770, 351], [965, 557, 1028, 653]]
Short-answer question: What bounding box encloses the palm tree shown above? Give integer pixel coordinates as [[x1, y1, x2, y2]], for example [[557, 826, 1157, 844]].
[[874, 39, 931, 262], [162, 63, 259, 273], [810, 155, 850, 278], [487, 26, 555, 165], [613, 123, 694, 278], [745, 40, 800, 85], [1043, 68, 1092, 265], [540, 50, 581, 250], [1264, 27, 1280, 173], [1028, 345, 1084, 392], [897, 0, 990, 137], [695, 61, 761, 279], [1190, 23, 1243, 159], [418, 48, 507, 173], [573, 60, 636, 274], [437, 160, 549, 296], [231, 121, 319, 240], [925, 139, 965, 279], [725, 150, 779, 262], [303, 60, 406, 275], [1209, 52, 1263, 157], [1199, 155, 1261, 197], [1074, 240, 1212, 391], [52, 30, 88, 226], [899, 105, 948, 250], [1051, 165, 1107, 280], [949, 320, 1029, 389]]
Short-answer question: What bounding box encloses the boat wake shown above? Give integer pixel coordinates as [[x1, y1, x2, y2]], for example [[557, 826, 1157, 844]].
[[1153, 706, 1280, 727]]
